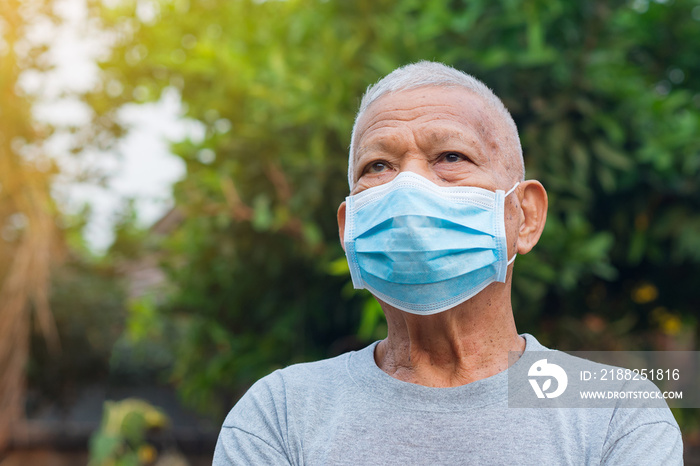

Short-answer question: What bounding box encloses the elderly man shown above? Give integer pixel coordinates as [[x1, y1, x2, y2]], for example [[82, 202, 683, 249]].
[[214, 61, 682, 464]]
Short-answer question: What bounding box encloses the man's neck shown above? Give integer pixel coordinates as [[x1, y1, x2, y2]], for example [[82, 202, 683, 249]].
[[374, 284, 525, 388]]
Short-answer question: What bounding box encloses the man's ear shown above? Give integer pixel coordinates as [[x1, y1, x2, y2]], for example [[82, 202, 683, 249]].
[[337, 201, 347, 252], [516, 180, 548, 255]]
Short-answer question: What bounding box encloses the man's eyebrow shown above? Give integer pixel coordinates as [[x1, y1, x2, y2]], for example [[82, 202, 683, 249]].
[[420, 127, 488, 159], [355, 138, 394, 159], [355, 125, 489, 166], [424, 128, 472, 145]]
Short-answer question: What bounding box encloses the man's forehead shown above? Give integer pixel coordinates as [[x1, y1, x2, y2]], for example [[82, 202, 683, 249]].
[[362, 86, 488, 117], [354, 87, 502, 154]]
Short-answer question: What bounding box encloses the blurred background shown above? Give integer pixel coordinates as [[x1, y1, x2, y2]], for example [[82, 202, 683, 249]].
[[1, 0, 699, 464]]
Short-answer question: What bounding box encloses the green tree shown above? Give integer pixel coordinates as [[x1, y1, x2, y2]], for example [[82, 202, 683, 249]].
[[85, 0, 700, 430]]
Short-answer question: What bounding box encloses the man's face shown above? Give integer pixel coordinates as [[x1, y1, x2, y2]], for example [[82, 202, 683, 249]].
[[350, 86, 519, 196]]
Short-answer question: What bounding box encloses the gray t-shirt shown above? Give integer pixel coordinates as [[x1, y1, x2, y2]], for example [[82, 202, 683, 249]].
[[214, 334, 683, 465]]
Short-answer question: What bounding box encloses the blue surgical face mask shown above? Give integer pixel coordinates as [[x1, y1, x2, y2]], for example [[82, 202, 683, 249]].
[[343, 172, 519, 315]]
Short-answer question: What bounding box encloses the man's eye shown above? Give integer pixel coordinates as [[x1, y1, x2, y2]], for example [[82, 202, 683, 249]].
[[366, 161, 388, 173], [442, 152, 466, 163]]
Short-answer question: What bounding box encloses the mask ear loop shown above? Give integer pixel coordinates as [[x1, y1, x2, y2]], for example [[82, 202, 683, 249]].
[[505, 182, 521, 265], [505, 182, 520, 197]]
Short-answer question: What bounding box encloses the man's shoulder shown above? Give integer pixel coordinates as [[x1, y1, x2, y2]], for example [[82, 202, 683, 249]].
[[223, 344, 372, 424], [262, 344, 365, 389]]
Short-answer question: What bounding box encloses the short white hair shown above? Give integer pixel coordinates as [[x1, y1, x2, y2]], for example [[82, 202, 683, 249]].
[[347, 61, 524, 189]]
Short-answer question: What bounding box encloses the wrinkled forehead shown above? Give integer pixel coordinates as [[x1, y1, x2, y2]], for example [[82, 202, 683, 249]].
[[351, 86, 508, 168]]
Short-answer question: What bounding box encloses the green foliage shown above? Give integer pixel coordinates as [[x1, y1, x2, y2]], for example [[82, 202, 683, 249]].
[[108, 199, 151, 262], [27, 257, 127, 410], [85, 0, 700, 430], [88, 398, 168, 466]]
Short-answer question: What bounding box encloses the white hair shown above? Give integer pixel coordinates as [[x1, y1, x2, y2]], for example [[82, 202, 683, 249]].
[[347, 61, 524, 189]]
